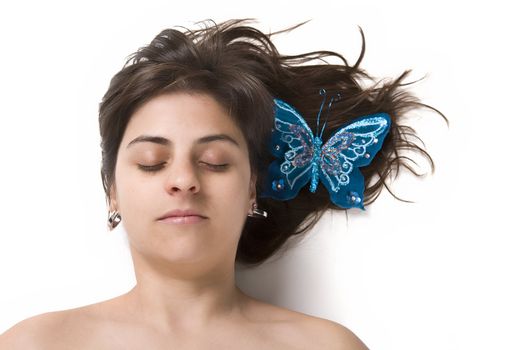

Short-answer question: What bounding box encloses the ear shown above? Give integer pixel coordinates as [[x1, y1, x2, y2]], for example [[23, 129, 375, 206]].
[[108, 184, 118, 212], [249, 172, 257, 203]]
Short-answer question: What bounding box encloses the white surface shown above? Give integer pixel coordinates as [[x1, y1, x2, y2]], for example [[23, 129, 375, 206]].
[[0, 1, 523, 349]]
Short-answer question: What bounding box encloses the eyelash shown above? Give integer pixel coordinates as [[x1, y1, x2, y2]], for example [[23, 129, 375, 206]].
[[137, 162, 229, 173]]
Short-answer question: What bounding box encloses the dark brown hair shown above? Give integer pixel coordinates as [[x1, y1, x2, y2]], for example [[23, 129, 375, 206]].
[[99, 19, 447, 267]]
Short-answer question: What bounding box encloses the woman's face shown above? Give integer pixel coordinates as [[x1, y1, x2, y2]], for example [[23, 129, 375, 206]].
[[111, 92, 256, 267]]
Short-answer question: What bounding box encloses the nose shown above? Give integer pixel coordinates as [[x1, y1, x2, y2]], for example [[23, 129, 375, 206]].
[[164, 158, 201, 195]]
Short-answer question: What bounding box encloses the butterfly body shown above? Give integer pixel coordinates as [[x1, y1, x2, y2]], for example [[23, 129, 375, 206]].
[[309, 136, 323, 192], [261, 98, 391, 209]]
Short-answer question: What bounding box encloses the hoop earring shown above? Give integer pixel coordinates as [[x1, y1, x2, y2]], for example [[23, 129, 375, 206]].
[[107, 210, 122, 230], [247, 202, 267, 218]]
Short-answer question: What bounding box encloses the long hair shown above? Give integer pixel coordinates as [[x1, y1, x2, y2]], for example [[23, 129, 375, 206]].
[[99, 19, 447, 267]]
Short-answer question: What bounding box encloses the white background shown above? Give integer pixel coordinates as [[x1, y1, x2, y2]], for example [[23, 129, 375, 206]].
[[0, 1, 523, 349]]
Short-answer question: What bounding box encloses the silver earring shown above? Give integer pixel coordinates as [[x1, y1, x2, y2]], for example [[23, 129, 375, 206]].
[[107, 210, 122, 230], [248, 202, 267, 218]]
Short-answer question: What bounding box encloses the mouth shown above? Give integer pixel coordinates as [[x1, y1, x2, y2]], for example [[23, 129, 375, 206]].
[[158, 215, 207, 225], [157, 209, 208, 225]]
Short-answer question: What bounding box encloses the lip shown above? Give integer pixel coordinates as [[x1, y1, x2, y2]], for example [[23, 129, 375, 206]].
[[157, 209, 208, 224]]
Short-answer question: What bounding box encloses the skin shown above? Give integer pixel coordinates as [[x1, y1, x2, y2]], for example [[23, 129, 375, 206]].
[[108, 92, 256, 334], [0, 92, 369, 349]]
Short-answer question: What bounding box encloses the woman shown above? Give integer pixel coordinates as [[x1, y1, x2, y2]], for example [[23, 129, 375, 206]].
[[0, 19, 444, 349]]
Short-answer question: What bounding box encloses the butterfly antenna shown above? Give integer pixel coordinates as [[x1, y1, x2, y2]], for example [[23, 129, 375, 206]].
[[315, 89, 328, 137], [319, 93, 342, 138]]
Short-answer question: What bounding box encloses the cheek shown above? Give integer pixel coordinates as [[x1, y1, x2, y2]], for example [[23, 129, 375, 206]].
[[209, 168, 251, 219], [114, 163, 154, 216]]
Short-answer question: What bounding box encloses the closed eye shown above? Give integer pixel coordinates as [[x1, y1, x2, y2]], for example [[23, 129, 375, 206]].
[[137, 162, 166, 172], [201, 162, 229, 170], [137, 162, 229, 173]]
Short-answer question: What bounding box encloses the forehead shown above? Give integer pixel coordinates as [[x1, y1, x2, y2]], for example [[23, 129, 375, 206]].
[[122, 92, 247, 150]]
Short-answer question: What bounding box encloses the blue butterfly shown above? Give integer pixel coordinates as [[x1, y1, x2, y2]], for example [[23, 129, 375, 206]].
[[260, 95, 391, 209]]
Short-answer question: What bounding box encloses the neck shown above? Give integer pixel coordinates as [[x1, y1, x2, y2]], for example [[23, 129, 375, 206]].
[[122, 244, 248, 334]]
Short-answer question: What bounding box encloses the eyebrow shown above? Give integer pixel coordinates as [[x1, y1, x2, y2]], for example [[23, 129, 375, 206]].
[[126, 133, 240, 149]]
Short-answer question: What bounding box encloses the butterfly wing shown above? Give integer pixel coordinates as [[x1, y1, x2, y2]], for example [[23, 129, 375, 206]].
[[260, 99, 315, 201], [319, 113, 391, 209]]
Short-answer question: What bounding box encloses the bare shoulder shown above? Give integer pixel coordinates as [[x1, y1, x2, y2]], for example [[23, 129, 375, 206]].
[[0, 310, 68, 349], [247, 298, 368, 350], [0, 306, 98, 350], [301, 316, 369, 350]]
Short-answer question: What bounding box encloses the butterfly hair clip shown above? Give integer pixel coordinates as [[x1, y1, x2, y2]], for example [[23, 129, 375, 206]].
[[260, 89, 391, 209]]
